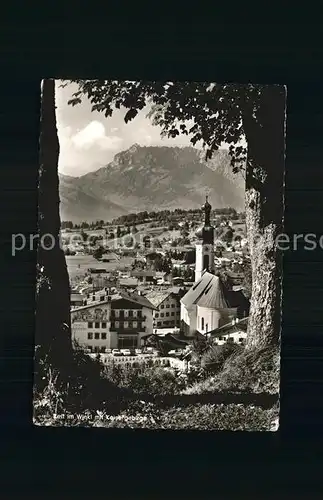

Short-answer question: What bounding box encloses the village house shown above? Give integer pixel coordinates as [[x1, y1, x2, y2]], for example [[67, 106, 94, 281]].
[[70, 291, 86, 309], [99, 252, 119, 263], [130, 269, 156, 284], [146, 290, 179, 329], [71, 290, 156, 352], [82, 287, 116, 305], [86, 267, 113, 291], [208, 317, 248, 346], [118, 277, 139, 289], [145, 288, 184, 329]]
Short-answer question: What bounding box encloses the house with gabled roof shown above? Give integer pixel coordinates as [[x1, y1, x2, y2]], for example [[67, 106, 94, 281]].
[[208, 316, 248, 346], [145, 287, 186, 329], [71, 290, 156, 352]]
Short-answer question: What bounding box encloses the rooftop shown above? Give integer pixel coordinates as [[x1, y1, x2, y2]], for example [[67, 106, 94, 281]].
[[71, 292, 85, 301], [145, 289, 175, 307], [208, 317, 249, 338], [131, 270, 156, 277], [119, 277, 139, 287], [181, 271, 230, 309], [71, 289, 157, 312]]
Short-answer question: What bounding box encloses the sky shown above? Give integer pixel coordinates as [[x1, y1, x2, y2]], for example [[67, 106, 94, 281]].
[[56, 81, 203, 177]]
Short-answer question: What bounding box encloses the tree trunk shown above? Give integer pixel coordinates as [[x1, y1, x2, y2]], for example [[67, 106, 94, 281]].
[[242, 86, 286, 349], [35, 79, 72, 368]]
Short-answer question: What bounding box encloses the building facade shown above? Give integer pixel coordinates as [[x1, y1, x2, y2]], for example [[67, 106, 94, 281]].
[[71, 291, 156, 352], [209, 317, 248, 346], [145, 289, 182, 329]]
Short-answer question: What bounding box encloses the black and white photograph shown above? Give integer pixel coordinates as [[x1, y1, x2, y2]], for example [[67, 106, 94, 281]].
[[32, 79, 286, 431]]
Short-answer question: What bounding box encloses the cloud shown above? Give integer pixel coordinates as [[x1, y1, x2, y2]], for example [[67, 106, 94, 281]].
[[71, 121, 123, 151]]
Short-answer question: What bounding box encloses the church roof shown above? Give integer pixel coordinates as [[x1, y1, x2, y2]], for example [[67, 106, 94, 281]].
[[180, 271, 230, 309]]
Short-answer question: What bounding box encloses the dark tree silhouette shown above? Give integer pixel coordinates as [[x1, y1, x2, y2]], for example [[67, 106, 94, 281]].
[[36, 79, 72, 369], [65, 80, 285, 349]]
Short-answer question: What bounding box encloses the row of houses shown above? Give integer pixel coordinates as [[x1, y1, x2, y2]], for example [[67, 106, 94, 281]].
[[71, 271, 249, 353]]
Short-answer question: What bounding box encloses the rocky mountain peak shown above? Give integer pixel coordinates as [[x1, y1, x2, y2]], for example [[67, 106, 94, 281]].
[[59, 145, 245, 223]]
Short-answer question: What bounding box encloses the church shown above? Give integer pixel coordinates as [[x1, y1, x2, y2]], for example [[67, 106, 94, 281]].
[[180, 196, 249, 338]]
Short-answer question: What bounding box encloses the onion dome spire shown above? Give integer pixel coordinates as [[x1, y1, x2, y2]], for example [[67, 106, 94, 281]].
[[195, 195, 214, 244], [202, 195, 212, 226]]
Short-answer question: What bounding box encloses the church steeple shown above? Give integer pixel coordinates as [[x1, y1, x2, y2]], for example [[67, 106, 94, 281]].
[[195, 195, 215, 282], [195, 195, 214, 245], [202, 195, 212, 226]]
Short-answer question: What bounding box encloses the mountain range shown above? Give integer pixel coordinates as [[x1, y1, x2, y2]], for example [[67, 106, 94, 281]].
[[59, 145, 245, 223]]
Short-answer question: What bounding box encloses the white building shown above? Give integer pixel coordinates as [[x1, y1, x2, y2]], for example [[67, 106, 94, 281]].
[[180, 271, 238, 338], [71, 290, 156, 352], [209, 317, 248, 346], [145, 288, 183, 329]]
